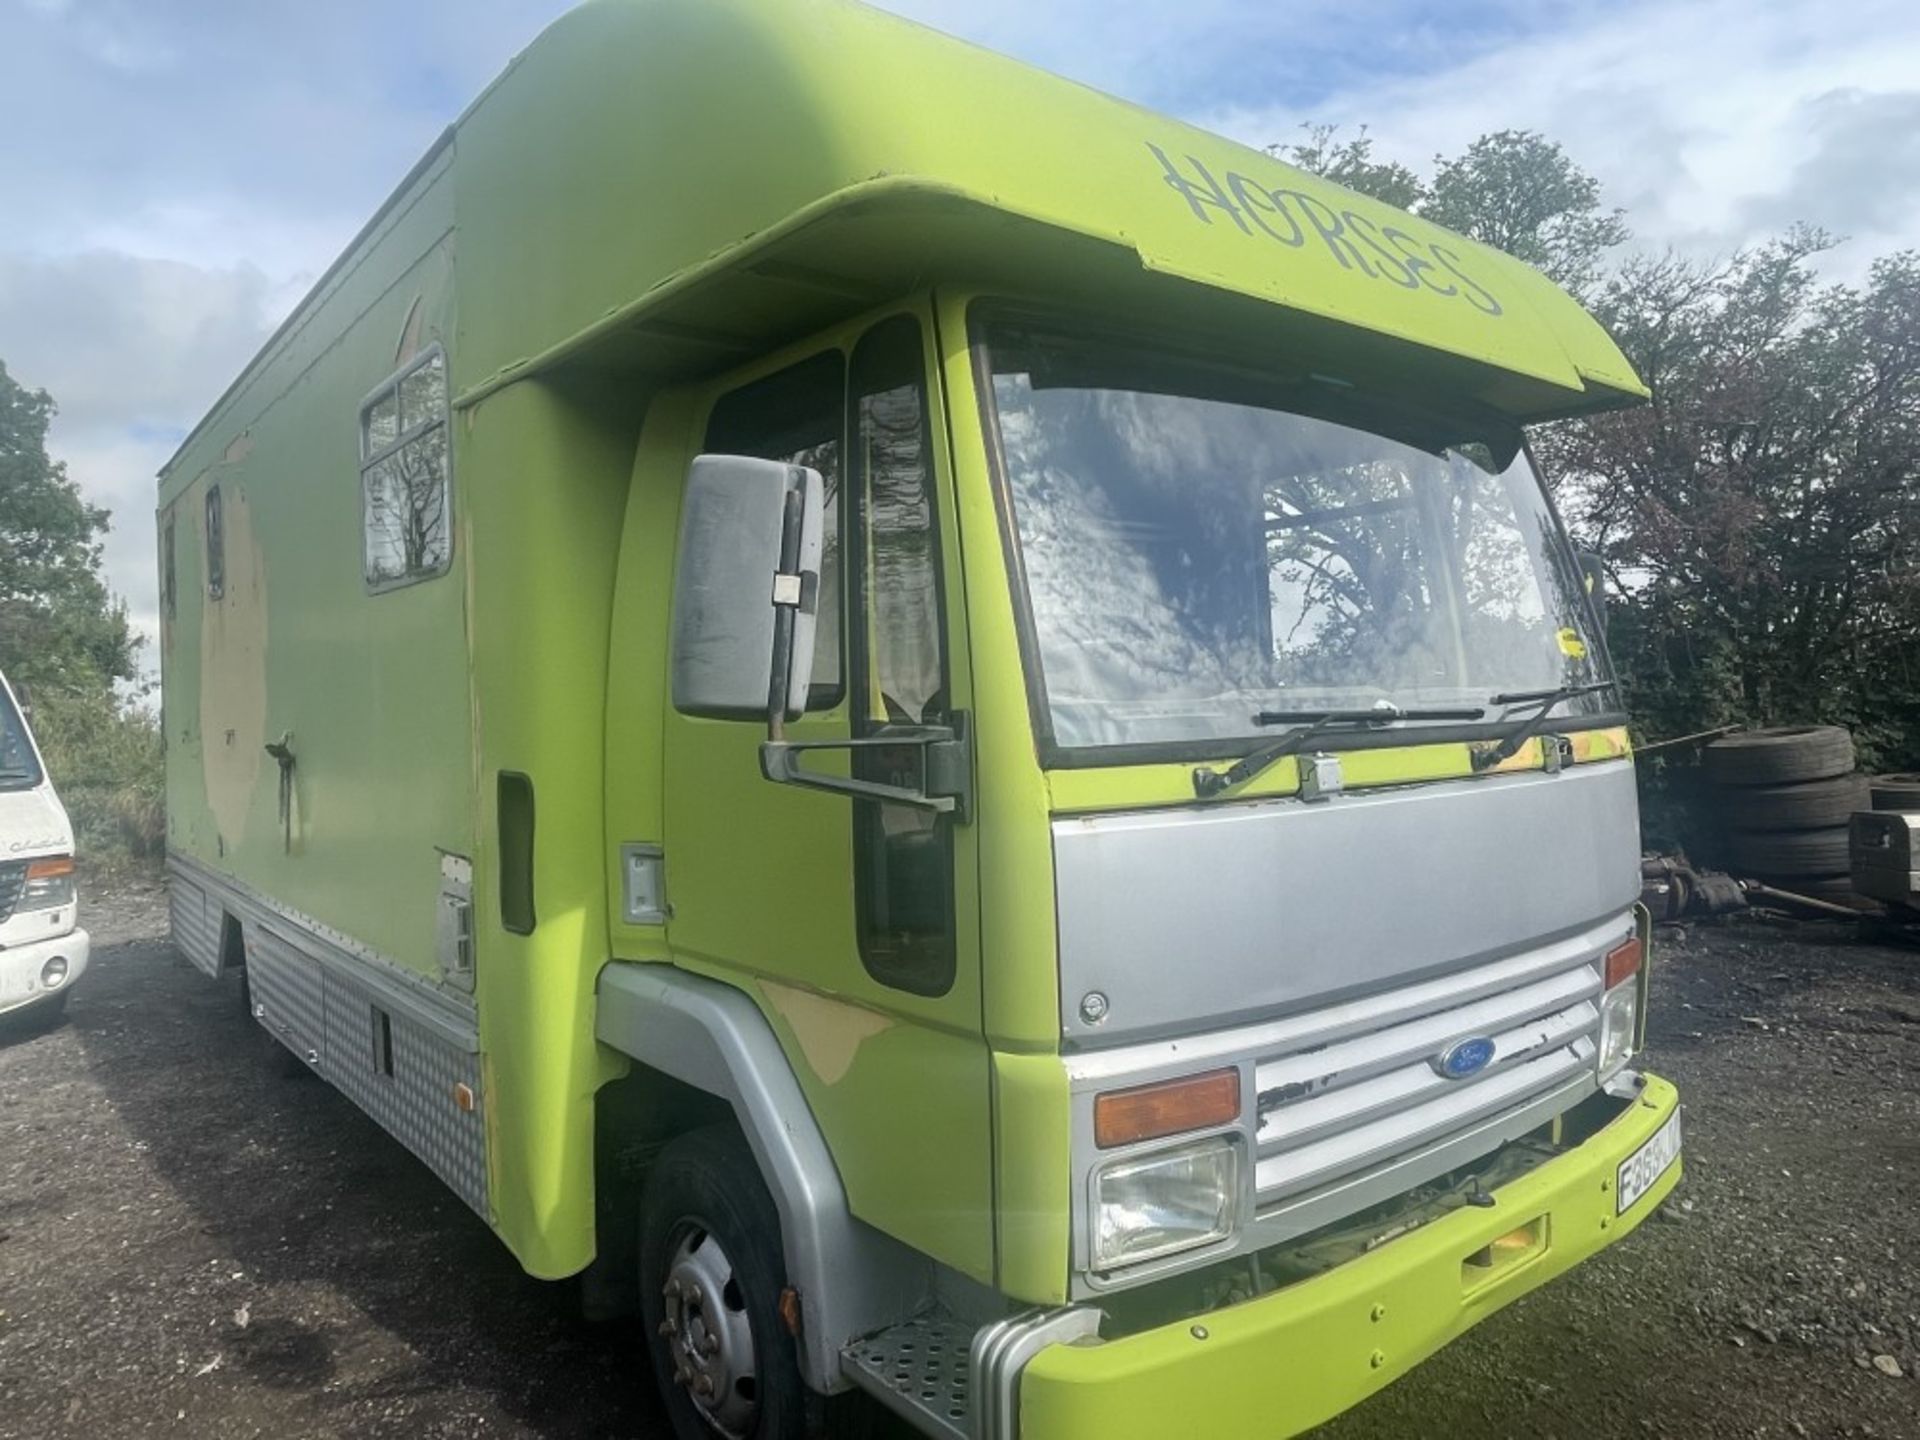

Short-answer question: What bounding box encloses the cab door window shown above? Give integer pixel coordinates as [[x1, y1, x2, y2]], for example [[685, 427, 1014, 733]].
[[849, 315, 954, 995]]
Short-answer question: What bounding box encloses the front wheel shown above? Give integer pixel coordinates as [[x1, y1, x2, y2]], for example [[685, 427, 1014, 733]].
[[639, 1126, 808, 1440]]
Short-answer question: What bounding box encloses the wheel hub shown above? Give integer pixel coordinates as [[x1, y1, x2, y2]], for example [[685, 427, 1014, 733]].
[[659, 1225, 757, 1437]]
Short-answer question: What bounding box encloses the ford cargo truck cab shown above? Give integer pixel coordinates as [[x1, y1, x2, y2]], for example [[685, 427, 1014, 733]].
[[0, 672, 88, 1020], [157, 3, 1682, 1437]]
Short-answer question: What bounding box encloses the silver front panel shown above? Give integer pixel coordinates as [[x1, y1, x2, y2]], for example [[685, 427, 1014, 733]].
[[1064, 912, 1631, 1294], [1053, 762, 1641, 1046]]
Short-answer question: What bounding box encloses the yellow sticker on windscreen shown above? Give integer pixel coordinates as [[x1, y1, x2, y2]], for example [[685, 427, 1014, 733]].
[[1557, 628, 1588, 660]]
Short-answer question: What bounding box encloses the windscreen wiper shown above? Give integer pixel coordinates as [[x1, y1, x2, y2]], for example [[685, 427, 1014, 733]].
[[1193, 703, 1488, 799], [1470, 680, 1620, 773]]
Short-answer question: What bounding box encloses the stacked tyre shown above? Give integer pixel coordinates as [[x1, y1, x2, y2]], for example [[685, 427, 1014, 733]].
[[1869, 773, 1920, 814], [1704, 727, 1867, 904]]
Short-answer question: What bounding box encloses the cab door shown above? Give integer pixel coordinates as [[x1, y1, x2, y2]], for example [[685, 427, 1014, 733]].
[[660, 305, 992, 1281]]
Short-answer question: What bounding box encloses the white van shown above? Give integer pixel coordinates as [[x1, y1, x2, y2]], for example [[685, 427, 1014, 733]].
[[0, 671, 88, 1020]]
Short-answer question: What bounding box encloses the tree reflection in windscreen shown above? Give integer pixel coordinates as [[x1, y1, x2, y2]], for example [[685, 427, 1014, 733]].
[[989, 337, 1596, 750]]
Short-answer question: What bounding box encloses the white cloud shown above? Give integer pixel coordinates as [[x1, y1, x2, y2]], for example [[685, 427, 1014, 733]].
[[874, 0, 1555, 117], [0, 251, 274, 432], [47, 428, 179, 664], [7, 0, 1920, 672], [0, 0, 572, 666], [1737, 88, 1920, 245], [0, 252, 276, 674], [1200, 0, 1920, 275], [70, 14, 177, 75]]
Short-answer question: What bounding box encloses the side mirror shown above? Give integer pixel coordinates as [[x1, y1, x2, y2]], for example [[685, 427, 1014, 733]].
[[669, 455, 824, 726], [670, 454, 973, 818]]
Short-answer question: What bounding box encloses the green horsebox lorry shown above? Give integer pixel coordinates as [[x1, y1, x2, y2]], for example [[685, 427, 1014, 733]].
[[157, 2, 1682, 1436]]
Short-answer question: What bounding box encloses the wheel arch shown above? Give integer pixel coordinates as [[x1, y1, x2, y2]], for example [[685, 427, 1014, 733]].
[[220, 909, 246, 975], [594, 963, 931, 1392]]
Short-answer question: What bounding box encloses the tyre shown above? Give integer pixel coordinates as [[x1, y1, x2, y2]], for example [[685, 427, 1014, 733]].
[[1723, 825, 1852, 877], [1869, 773, 1920, 812], [1713, 773, 1869, 831], [639, 1126, 807, 1440], [1703, 727, 1856, 786]]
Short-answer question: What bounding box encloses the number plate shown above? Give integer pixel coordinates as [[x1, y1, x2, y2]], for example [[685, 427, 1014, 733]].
[[1617, 1111, 1682, 1214]]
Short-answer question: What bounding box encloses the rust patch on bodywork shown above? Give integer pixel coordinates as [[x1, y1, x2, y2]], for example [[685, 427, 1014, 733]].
[[761, 981, 895, 1086], [199, 479, 269, 846]]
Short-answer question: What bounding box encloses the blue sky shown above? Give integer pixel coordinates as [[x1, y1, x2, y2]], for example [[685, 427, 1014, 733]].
[[4, 0, 1919, 664]]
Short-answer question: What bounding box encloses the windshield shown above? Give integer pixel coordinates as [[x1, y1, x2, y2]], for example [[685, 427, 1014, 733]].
[[981, 319, 1609, 753], [0, 683, 43, 790]]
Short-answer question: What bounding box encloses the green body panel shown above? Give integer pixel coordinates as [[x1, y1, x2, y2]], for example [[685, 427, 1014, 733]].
[[459, 378, 637, 1276], [628, 305, 996, 1283], [160, 156, 471, 982], [443, 0, 1643, 424], [1019, 1076, 1684, 1439], [930, 294, 1076, 1298], [158, 0, 1655, 1313], [988, 1050, 1074, 1306], [1044, 727, 1634, 814], [932, 295, 1063, 1057], [601, 392, 690, 966]]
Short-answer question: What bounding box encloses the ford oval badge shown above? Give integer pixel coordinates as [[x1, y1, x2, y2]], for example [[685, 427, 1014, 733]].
[[1433, 1036, 1497, 1080]]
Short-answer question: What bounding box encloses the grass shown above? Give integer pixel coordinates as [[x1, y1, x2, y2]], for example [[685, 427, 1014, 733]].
[[27, 684, 166, 863]]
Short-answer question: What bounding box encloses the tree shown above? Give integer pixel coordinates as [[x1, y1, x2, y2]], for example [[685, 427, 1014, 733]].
[[1282, 126, 1626, 297], [0, 360, 135, 692], [1535, 234, 1920, 770], [1273, 125, 1425, 212], [1420, 131, 1628, 297], [1, 359, 161, 859], [1282, 121, 1920, 833]]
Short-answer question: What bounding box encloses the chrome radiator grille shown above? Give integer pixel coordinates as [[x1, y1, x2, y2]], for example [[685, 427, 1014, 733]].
[[1251, 933, 1610, 1213]]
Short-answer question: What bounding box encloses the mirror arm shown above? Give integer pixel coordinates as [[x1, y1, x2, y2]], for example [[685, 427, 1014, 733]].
[[766, 487, 809, 738], [759, 714, 972, 821]]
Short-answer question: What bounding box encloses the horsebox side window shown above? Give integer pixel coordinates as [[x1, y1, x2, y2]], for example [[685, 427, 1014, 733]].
[[204, 485, 224, 600], [162, 511, 177, 620], [360, 347, 453, 591]]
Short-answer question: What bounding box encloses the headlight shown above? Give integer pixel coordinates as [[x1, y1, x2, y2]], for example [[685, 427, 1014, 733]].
[[18, 855, 75, 912], [1093, 1137, 1239, 1270], [1598, 981, 1639, 1075]]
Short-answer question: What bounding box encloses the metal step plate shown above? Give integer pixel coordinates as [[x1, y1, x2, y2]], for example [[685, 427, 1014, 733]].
[[841, 1311, 974, 1440]]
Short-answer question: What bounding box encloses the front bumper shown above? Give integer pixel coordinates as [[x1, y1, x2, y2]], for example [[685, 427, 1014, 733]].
[[1018, 1073, 1682, 1440], [0, 926, 91, 1016]]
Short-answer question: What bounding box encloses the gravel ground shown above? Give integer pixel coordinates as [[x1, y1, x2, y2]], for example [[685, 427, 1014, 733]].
[[2, 876, 1916, 1439]]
